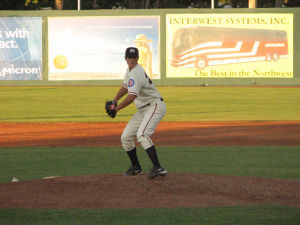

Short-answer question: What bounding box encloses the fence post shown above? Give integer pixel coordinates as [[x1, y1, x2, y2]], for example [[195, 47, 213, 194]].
[[248, 0, 257, 8]]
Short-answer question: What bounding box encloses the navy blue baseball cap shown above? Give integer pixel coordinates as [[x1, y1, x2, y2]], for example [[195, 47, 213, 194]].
[[125, 47, 139, 58]]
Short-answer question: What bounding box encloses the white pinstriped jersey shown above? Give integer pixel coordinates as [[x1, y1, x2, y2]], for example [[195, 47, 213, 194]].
[[122, 64, 162, 109]]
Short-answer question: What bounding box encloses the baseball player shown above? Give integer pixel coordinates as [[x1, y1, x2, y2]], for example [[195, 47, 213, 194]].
[[105, 47, 167, 179]]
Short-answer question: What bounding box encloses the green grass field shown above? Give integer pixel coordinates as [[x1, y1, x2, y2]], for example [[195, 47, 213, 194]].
[[0, 86, 300, 122], [1, 206, 300, 225], [1, 146, 300, 182], [0, 87, 300, 225]]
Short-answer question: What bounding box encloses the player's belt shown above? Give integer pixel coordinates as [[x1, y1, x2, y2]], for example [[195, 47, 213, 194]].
[[140, 98, 163, 109]]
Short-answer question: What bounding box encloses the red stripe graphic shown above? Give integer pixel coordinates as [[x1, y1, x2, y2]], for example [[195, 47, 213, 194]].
[[128, 92, 137, 96]]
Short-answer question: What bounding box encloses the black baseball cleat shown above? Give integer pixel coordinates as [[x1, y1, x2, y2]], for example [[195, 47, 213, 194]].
[[124, 165, 143, 176], [149, 166, 168, 179]]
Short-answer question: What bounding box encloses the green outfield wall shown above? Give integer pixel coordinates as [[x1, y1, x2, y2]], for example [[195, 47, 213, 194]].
[[0, 8, 299, 86]]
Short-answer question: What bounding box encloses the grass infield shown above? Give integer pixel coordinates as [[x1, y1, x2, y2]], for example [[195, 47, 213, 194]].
[[1, 205, 300, 225], [0, 146, 299, 182]]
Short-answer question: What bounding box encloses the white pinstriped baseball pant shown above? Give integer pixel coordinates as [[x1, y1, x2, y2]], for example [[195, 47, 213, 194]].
[[121, 99, 166, 151]]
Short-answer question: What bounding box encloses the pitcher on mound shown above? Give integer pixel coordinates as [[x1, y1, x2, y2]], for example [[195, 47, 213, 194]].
[[105, 47, 167, 179]]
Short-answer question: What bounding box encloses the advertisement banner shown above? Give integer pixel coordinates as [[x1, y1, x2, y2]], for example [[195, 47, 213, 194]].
[[166, 14, 293, 78], [0, 17, 42, 80], [48, 16, 160, 80]]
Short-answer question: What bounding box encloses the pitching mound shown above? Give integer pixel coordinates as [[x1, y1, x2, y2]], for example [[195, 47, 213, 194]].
[[0, 173, 299, 209]]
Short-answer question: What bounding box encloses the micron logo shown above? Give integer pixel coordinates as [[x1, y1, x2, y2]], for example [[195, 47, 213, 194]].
[[0, 64, 40, 76]]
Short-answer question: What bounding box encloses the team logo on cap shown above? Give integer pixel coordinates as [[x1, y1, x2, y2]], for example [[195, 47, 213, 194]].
[[128, 79, 135, 87], [126, 47, 139, 58]]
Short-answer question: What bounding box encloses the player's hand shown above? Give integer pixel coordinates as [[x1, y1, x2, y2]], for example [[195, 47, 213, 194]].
[[105, 100, 117, 118]]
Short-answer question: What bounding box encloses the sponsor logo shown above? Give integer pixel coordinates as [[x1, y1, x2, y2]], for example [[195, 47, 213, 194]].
[[128, 79, 135, 87], [0, 64, 40, 77]]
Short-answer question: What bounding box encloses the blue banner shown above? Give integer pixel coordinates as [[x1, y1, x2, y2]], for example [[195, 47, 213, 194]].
[[0, 17, 42, 80]]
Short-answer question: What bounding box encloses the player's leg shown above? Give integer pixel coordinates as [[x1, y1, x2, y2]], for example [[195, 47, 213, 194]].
[[121, 111, 143, 175], [137, 101, 167, 178]]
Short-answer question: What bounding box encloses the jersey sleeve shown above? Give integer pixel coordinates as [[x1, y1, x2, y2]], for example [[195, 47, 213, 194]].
[[122, 69, 129, 89], [122, 81, 128, 89], [127, 73, 141, 97]]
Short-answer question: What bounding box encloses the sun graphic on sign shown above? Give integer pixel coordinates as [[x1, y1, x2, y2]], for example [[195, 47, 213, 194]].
[[54, 55, 68, 69]]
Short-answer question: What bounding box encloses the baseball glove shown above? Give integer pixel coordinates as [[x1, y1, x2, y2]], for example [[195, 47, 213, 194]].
[[105, 100, 117, 118]]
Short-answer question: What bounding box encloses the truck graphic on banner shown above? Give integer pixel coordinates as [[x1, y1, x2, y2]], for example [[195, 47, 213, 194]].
[[171, 27, 288, 70]]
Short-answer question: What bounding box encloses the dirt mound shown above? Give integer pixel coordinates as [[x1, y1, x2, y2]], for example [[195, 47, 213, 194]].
[[1, 173, 299, 209]]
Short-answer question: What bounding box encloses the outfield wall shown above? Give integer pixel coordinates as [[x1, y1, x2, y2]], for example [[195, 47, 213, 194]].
[[0, 8, 299, 86]]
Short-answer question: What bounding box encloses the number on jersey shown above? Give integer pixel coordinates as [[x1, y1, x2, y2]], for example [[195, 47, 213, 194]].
[[145, 73, 152, 85]]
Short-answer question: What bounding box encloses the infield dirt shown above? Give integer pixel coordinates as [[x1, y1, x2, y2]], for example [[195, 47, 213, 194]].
[[1, 121, 300, 147]]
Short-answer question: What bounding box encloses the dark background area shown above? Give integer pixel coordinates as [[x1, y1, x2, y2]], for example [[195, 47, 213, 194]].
[[0, 0, 299, 10]]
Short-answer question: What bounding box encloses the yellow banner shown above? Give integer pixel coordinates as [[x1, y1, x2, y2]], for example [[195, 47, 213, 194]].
[[166, 14, 293, 78]]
